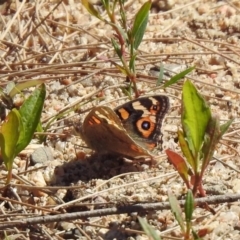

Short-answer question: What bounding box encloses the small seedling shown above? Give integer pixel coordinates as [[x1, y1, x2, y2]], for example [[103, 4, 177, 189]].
[[138, 191, 203, 239], [0, 84, 46, 184], [0, 80, 45, 120], [169, 190, 203, 239], [166, 80, 233, 196], [138, 216, 162, 240], [82, 0, 151, 97]]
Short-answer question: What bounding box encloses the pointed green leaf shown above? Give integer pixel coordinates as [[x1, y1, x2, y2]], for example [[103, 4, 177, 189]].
[[182, 80, 211, 157], [185, 190, 194, 223], [81, 0, 103, 20], [201, 116, 220, 175], [131, 0, 151, 49], [0, 109, 21, 170], [178, 130, 196, 172], [164, 66, 195, 88], [110, 22, 128, 43], [201, 117, 233, 175], [36, 122, 46, 143], [120, 85, 133, 98], [138, 217, 161, 240], [111, 61, 127, 75], [9, 80, 45, 98], [129, 53, 137, 72], [36, 122, 43, 133], [101, 0, 110, 9], [16, 84, 46, 154], [119, 1, 127, 26], [111, 38, 122, 60], [168, 192, 185, 232]]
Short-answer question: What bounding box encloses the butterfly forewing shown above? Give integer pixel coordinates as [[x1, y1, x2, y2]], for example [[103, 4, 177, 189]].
[[80, 106, 153, 159]]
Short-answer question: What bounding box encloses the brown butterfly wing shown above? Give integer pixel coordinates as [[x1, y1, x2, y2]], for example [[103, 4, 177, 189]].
[[80, 106, 152, 159]]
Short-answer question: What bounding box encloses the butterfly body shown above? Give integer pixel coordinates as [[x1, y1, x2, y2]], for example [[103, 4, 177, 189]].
[[79, 95, 169, 160]]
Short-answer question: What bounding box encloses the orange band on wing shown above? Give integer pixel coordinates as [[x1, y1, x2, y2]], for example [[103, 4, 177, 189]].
[[117, 108, 129, 120], [89, 116, 101, 125]]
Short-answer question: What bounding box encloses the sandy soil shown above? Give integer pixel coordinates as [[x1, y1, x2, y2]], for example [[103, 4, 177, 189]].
[[0, 0, 240, 239]]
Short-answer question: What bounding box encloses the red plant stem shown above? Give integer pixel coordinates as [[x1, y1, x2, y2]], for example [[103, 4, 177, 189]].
[[192, 174, 206, 197]]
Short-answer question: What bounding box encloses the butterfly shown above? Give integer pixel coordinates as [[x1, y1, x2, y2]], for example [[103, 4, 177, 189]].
[[78, 95, 169, 161]]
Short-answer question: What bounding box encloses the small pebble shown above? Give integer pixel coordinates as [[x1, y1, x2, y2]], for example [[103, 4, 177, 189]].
[[30, 147, 53, 165]]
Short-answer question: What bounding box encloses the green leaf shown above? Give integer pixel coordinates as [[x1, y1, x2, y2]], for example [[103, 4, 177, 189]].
[[36, 122, 43, 133], [101, 0, 110, 9], [9, 80, 45, 98], [164, 66, 195, 88], [138, 217, 161, 240], [0, 109, 21, 170], [111, 38, 122, 60], [129, 53, 136, 72], [178, 130, 196, 173], [201, 116, 220, 175], [120, 85, 133, 98], [110, 60, 127, 75], [16, 84, 46, 154], [81, 0, 103, 20], [119, 1, 127, 26], [201, 117, 233, 176], [185, 190, 194, 223], [110, 22, 128, 43], [36, 122, 46, 143], [168, 192, 185, 232], [182, 80, 211, 158], [131, 0, 151, 49]]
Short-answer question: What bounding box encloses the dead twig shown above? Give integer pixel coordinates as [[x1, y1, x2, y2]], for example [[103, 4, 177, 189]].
[[0, 193, 239, 230]]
